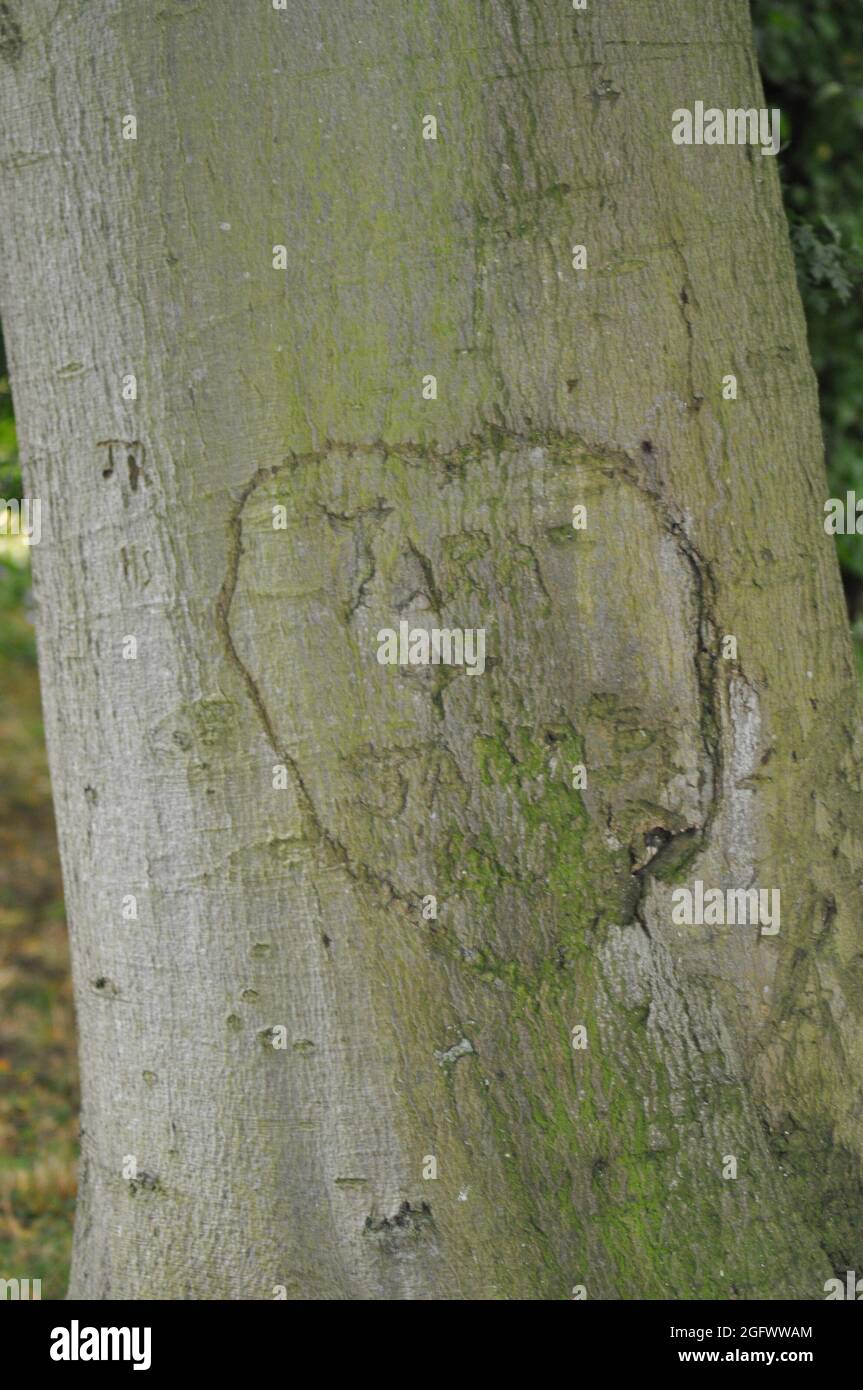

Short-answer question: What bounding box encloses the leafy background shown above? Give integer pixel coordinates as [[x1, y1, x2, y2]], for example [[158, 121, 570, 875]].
[[0, 0, 861, 1296], [0, 331, 76, 1295], [754, 0, 863, 644]]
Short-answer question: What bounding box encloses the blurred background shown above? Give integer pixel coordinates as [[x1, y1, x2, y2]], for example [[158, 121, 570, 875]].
[[0, 0, 861, 1297], [755, 0, 863, 651], [0, 330, 77, 1293]]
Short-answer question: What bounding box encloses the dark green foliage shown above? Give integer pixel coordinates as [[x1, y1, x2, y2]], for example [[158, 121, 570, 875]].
[[0, 329, 19, 500], [753, 1, 863, 606]]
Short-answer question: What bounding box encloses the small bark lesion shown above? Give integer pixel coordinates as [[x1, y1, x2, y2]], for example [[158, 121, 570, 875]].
[[363, 1201, 435, 1248], [0, 2, 23, 65], [97, 439, 144, 490]]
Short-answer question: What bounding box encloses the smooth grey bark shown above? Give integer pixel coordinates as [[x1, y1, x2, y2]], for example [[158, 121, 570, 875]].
[[1, 0, 862, 1298]]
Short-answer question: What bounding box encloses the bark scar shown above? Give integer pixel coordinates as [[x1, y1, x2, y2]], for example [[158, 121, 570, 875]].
[[568, 432, 725, 934], [215, 465, 422, 917], [217, 436, 725, 942]]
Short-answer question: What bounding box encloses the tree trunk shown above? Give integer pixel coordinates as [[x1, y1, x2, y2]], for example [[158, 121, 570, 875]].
[[1, 0, 861, 1299]]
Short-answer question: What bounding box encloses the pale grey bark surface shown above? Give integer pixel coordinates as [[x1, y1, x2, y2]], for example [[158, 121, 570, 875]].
[[0, 0, 862, 1298]]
